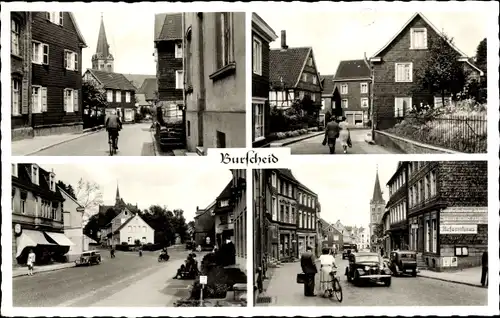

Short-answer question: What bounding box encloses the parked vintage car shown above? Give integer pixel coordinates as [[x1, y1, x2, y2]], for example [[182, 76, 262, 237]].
[[345, 252, 392, 286], [388, 250, 418, 277], [342, 244, 358, 259], [79, 251, 101, 266]]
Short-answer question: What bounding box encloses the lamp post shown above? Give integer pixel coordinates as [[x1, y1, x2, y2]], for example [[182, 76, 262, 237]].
[[77, 207, 86, 252]]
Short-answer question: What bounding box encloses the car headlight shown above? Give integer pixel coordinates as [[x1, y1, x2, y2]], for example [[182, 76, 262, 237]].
[[364, 266, 370, 271]]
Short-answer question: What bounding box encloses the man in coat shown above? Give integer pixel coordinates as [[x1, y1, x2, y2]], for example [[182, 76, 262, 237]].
[[300, 246, 317, 297], [323, 117, 340, 154], [481, 251, 488, 287]]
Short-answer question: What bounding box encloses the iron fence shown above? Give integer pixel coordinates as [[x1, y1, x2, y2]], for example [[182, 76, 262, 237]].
[[379, 112, 487, 153]]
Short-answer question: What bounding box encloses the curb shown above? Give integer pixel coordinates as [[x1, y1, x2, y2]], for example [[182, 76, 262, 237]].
[[13, 263, 76, 278], [23, 126, 105, 156], [418, 274, 484, 288], [267, 131, 323, 148]]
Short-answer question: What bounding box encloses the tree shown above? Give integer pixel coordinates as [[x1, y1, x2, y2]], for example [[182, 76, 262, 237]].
[[82, 81, 108, 110], [475, 38, 487, 74], [414, 32, 468, 107], [75, 178, 103, 215], [56, 180, 76, 199]]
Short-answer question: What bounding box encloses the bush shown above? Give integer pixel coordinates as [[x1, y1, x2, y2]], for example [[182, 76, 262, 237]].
[[142, 243, 163, 251], [116, 243, 130, 251]]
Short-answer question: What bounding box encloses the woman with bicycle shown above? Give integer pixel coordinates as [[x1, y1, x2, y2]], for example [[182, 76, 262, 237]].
[[318, 247, 341, 300]]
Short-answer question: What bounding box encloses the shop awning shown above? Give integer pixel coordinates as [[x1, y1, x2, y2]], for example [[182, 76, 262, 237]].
[[44, 232, 75, 246], [16, 229, 55, 257]]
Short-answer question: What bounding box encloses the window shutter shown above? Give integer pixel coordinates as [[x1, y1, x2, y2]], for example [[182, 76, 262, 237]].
[[32, 42, 36, 62], [21, 81, 29, 115], [43, 44, 49, 65], [74, 89, 79, 111], [41, 87, 48, 112], [63, 89, 68, 111], [64, 51, 68, 69], [59, 12, 64, 25], [74, 53, 78, 71], [215, 13, 222, 69]]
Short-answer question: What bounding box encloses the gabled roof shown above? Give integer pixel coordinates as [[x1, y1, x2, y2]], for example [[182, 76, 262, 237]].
[[113, 214, 153, 234], [139, 78, 158, 100], [136, 94, 149, 107], [277, 169, 316, 195], [155, 13, 182, 42], [58, 186, 83, 208], [252, 13, 278, 43], [123, 74, 155, 92], [86, 69, 137, 91], [68, 13, 87, 48], [320, 75, 335, 95], [370, 12, 484, 76], [319, 218, 330, 231], [333, 60, 371, 81], [13, 164, 65, 201], [269, 47, 311, 88]]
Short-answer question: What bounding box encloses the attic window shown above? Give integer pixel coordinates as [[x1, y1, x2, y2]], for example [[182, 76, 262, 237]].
[[47, 12, 63, 26], [175, 42, 183, 58], [220, 199, 229, 207], [301, 73, 308, 82], [31, 165, 39, 185], [49, 173, 56, 192], [411, 28, 427, 50]]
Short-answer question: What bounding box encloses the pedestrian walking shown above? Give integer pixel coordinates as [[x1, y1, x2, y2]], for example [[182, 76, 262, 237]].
[[27, 249, 36, 276], [338, 116, 352, 154], [300, 246, 317, 297], [481, 251, 488, 287], [322, 117, 340, 154]]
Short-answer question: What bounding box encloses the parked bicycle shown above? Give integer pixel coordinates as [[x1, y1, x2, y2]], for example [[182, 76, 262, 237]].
[[320, 267, 343, 302]]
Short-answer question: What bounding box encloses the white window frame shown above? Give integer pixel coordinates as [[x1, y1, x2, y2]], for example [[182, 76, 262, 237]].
[[31, 165, 39, 185], [220, 12, 234, 67], [410, 28, 427, 50], [271, 173, 277, 187], [47, 12, 63, 25], [308, 57, 313, 66], [311, 93, 316, 102], [107, 90, 113, 102], [12, 79, 21, 116], [175, 42, 183, 58], [395, 62, 413, 82], [361, 97, 369, 108], [272, 196, 277, 221], [301, 73, 308, 82], [312, 76, 317, 84], [64, 50, 78, 71], [115, 91, 121, 103], [425, 219, 430, 252], [340, 84, 348, 94], [252, 37, 262, 75], [125, 91, 131, 103], [360, 82, 368, 94], [175, 70, 184, 89], [11, 19, 20, 56], [32, 85, 47, 113], [341, 99, 348, 109], [432, 219, 437, 253], [49, 173, 56, 192], [64, 88, 74, 112], [394, 97, 412, 118], [253, 102, 265, 141], [32, 41, 49, 65], [220, 199, 229, 207]]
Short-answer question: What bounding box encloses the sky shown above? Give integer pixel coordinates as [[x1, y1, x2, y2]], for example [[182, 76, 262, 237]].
[[257, 10, 488, 75], [72, 11, 156, 75], [290, 160, 399, 230], [39, 163, 233, 223]]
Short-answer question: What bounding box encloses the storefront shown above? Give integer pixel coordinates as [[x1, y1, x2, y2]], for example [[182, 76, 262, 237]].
[[124, 108, 135, 122]]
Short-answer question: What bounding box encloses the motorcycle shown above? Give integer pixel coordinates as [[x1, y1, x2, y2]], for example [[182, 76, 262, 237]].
[[158, 252, 170, 262]]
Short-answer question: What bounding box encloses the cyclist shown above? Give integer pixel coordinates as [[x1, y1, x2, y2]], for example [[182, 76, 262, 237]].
[[318, 247, 337, 296], [105, 110, 122, 150]]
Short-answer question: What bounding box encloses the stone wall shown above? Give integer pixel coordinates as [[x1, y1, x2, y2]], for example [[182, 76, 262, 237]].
[[374, 130, 457, 154]]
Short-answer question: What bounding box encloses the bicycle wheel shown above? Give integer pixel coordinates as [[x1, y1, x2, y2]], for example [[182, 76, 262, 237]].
[[333, 278, 343, 302], [109, 139, 114, 156]]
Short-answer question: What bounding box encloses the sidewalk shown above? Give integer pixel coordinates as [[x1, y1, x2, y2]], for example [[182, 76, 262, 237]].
[[267, 131, 323, 147], [418, 266, 485, 288], [12, 126, 104, 156], [13, 262, 76, 278]]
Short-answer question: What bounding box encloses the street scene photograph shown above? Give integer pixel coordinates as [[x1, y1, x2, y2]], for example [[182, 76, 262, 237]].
[[11, 163, 248, 307], [11, 10, 246, 156], [253, 161, 488, 306], [251, 10, 488, 154]]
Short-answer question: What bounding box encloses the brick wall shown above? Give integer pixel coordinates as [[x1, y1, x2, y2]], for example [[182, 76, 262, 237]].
[[156, 40, 184, 102], [437, 161, 488, 207]]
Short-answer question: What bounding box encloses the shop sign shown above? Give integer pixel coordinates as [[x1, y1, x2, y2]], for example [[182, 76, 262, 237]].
[[440, 207, 488, 225], [440, 224, 477, 235]]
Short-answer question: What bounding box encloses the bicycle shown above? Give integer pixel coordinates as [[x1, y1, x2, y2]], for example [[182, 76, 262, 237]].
[[320, 267, 343, 302], [108, 133, 118, 156]]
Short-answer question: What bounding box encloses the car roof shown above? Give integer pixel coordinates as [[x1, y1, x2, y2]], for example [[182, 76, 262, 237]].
[[393, 250, 416, 253], [353, 252, 379, 256]]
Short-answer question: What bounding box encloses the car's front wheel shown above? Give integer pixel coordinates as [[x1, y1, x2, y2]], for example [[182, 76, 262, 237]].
[[412, 269, 417, 277], [384, 278, 391, 287], [353, 271, 360, 285]]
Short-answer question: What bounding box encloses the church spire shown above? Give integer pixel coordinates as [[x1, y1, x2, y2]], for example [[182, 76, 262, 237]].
[[371, 167, 384, 204], [116, 182, 120, 202], [92, 13, 114, 72]]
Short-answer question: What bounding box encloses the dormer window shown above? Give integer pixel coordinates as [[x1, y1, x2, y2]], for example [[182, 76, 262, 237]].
[[12, 164, 18, 177], [49, 173, 56, 192], [220, 199, 229, 207], [410, 28, 427, 50], [31, 165, 39, 185], [47, 12, 63, 26]]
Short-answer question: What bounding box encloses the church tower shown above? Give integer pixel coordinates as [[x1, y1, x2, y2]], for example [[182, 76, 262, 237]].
[[115, 182, 121, 206], [92, 14, 114, 72], [369, 166, 385, 248]]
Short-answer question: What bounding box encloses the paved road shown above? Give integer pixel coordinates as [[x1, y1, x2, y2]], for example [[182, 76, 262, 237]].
[[289, 129, 393, 155], [259, 256, 487, 306], [32, 123, 156, 156], [13, 249, 197, 307]]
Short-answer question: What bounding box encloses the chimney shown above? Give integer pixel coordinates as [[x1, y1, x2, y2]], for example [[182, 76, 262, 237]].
[[281, 30, 288, 49]]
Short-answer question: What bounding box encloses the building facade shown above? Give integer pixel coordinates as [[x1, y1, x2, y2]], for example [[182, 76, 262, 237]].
[[322, 223, 344, 252], [320, 75, 335, 126], [12, 163, 72, 266], [183, 12, 246, 154], [332, 59, 372, 127], [60, 188, 85, 261], [251, 13, 278, 147], [407, 161, 487, 271], [369, 12, 484, 130], [193, 202, 216, 248], [369, 169, 386, 251], [386, 162, 409, 251], [296, 181, 319, 256], [12, 12, 87, 140], [268, 31, 323, 111]]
